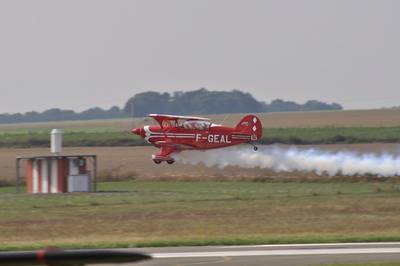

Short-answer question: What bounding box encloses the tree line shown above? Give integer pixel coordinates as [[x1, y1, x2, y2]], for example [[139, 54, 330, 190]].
[[0, 89, 342, 124]]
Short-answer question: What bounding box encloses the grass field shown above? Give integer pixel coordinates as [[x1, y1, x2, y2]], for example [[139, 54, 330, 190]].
[[323, 263, 400, 266], [2, 110, 400, 147], [1, 180, 400, 250], [2, 127, 400, 148], [2, 109, 400, 133], [0, 131, 144, 148], [1, 110, 400, 252], [2, 143, 400, 185], [261, 127, 400, 144]]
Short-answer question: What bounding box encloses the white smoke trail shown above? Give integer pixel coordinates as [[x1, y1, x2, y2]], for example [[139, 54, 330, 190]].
[[173, 146, 400, 177]]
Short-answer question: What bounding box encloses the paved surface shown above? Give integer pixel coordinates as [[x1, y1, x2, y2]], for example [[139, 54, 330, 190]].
[[111, 242, 400, 266]]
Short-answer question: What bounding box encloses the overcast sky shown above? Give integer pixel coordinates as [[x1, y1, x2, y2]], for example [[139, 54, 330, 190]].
[[0, 0, 398, 113]]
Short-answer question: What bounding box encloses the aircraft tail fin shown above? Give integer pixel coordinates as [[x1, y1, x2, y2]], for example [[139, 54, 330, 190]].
[[235, 115, 263, 141]]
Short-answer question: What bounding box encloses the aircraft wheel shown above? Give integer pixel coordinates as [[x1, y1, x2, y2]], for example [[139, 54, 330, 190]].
[[153, 159, 162, 164], [167, 160, 175, 165], [253, 146, 258, 151]]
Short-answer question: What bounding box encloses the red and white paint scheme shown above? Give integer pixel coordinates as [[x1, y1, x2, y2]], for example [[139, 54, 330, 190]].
[[26, 157, 87, 193], [132, 114, 262, 164]]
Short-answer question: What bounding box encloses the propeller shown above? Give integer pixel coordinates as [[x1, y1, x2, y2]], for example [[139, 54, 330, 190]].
[[118, 116, 153, 133], [0, 249, 151, 266], [130, 116, 153, 129]]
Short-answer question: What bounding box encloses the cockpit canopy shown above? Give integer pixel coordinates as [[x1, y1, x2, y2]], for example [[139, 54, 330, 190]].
[[182, 120, 211, 130], [161, 119, 211, 130]]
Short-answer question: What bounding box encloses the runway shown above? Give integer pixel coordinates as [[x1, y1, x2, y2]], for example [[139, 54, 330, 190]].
[[130, 242, 400, 266]]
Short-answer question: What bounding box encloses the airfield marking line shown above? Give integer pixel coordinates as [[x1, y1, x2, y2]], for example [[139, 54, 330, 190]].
[[152, 247, 400, 258], [173, 256, 231, 266], [213, 242, 400, 249]]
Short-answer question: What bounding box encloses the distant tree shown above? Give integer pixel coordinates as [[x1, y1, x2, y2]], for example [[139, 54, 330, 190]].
[[40, 109, 76, 121], [124, 91, 170, 117], [300, 100, 342, 111], [265, 99, 301, 112], [0, 106, 126, 124], [0, 88, 343, 124], [80, 106, 124, 120], [264, 99, 342, 113], [123, 88, 265, 116]]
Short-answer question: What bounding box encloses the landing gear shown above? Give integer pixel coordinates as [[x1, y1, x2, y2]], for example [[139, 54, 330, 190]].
[[249, 142, 258, 151], [152, 159, 175, 164]]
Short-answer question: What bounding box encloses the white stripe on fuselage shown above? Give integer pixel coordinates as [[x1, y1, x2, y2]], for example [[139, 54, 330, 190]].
[[166, 134, 196, 136], [144, 126, 197, 142], [143, 127, 251, 143]]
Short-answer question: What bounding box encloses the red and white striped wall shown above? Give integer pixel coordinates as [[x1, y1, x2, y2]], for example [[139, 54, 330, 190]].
[[26, 158, 86, 194]]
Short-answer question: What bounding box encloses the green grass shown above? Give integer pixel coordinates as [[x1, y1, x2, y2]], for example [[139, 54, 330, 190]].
[[262, 127, 400, 144], [0, 186, 17, 193], [0, 131, 145, 147], [1, 127, 400, 148], [2, 181, 400, 250], [0, 118, 134, 134]]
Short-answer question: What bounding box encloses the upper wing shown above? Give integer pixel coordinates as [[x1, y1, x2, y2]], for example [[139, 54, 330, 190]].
[[147, 114, 210, 127]]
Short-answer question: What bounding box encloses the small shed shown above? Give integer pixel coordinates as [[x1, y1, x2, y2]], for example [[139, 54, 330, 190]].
[[16, 155, 97, 193]]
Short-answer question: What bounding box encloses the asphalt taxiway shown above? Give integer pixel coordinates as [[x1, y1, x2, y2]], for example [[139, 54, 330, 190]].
[[127, 242, 400, 266]]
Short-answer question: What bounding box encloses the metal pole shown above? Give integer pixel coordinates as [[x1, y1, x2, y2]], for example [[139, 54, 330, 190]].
[[94, 156, 97, 192], [15, 158, 20, 193], [93, 156, 97, 192], [92, 155, 97, 192]]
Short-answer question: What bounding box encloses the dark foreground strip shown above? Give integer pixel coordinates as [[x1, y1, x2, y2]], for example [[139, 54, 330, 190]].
[[0, 249, 151, 265]]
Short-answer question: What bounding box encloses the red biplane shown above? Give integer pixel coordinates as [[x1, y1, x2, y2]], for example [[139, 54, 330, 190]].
[[132, 114, 262, 164]]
